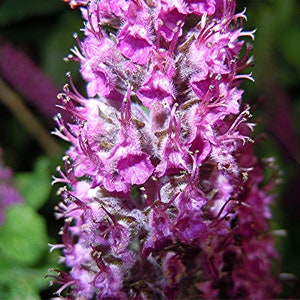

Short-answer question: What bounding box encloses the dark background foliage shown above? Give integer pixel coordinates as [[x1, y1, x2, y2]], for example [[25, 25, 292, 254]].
[[0, 0, 299, 298]]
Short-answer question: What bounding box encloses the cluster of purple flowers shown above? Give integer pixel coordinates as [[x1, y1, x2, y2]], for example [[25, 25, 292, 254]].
[[0, 148, 23, 225], [51, 0, 280, 298], [0, 41, 59, 120]]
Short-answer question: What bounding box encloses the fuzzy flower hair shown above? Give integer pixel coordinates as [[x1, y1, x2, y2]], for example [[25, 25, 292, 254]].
[[50, 0, 280, 299]]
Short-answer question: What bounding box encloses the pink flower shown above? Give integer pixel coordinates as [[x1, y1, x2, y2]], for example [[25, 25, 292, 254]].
[[185, 0, 216, 15], [50, 0, 281, 298], [154, 0, 187, 42], [117, 22, 153, 65]]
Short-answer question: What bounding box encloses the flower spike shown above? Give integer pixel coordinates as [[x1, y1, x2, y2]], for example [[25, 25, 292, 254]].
[[50, 0, 281, 298]]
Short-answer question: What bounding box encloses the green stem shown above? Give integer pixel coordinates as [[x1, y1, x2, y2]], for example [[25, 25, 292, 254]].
[[0, 77, 61, 156]]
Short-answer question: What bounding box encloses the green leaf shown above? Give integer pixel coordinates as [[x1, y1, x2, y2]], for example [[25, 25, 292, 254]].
[[0, 261, 51, 296], [0, 0, 64, 26], [0, 204, 48, 265], [15, 156, 51, 210], [0, 255, 51, 289], [0, 261, 42, 300], [2, 277, 40, 300]]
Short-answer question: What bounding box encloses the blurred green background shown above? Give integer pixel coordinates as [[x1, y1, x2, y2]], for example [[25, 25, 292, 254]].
[[0, 0, 299, 298]]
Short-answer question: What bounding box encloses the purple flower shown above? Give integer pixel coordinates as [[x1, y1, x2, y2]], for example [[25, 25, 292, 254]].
[[0, 41, 59, 120], [137, 50, 176, 107], [117, 22, 153, 65], [0, 148, 23, 225], [50, 0, 281, 298], [63, 0, 88, 9], [185, 0, 216, 15], [154, 0, 187, 42]]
